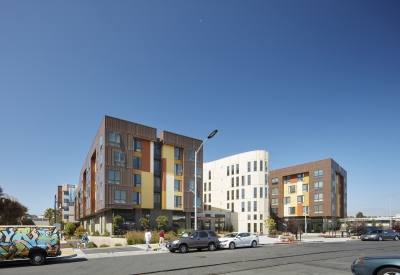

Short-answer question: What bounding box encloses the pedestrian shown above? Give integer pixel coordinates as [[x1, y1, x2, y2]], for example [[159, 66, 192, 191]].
[[77, 240, 81, 249], [82, 232, 89, 249], [145, 229, 152, 251], [158, 230, 165, 246]]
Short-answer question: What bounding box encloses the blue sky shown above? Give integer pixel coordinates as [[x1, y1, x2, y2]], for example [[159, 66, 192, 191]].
[[1, 1, 399, 217]]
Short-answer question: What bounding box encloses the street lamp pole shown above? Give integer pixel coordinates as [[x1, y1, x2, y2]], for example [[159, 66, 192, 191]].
[[194, 130, 218, 230], [390, 192, 400, 228], [54, 194, 62, 228]]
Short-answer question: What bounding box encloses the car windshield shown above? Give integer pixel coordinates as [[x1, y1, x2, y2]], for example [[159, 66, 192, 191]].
[[179, 232, 190, 238], [223, 233, 238, 238]]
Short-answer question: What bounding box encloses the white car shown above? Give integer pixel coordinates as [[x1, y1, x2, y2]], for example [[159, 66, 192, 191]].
[[218, 232, 259, 249]]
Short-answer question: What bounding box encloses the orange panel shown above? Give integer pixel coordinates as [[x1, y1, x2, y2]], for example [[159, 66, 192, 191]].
[[141, 140, 150, 172], [297, 203, 303, 215], [290, 175, 297, 183]]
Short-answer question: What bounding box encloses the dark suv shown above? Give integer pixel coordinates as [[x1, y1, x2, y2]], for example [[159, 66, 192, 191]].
[[166, 230, 219, 253]]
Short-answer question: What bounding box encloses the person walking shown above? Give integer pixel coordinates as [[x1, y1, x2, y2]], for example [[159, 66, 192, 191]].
[[145, 229, 152, 251], [82, 232, 89, 249], [158, 230, 165, 246]]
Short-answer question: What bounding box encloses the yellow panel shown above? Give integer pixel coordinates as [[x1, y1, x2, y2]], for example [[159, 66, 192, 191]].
[[304, 173, 309, 184], [133, 151, 141, 157], [141, 171, 154, 209], [162, 145, 174, 174]]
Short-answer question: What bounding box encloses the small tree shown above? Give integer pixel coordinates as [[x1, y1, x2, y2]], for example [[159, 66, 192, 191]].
[[65, 222, 76, 236], [265, 216, 276, 235], [113, 215, 124, 234], [392, 221, 400, 232], [155, 215, 168, 230], [371, 219, 376, 226], [346, 221, 351, 231], [286, 218, 301, 240], [356, 212, 364, 218], [353, 221, 365, 238], [139, 217, 150, 230]]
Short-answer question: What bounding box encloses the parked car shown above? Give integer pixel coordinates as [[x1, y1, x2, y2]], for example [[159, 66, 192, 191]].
[[351, 254, 400, 275], [0, 225, 61, 265], [349, 226, 381, 236], [360, 229, 399, 241], [218, 232, 259, 249], [166, 230, 219, 253]]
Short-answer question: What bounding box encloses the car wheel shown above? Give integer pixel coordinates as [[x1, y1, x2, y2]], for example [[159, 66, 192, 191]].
[[377, 267, 400, 275], [229, 242, 235, 250], [251, 241, 257, 248], [29, 251, 46, 266], [179, 244, 188, 253], [394, 236, 399, 241], [378, 236, 383, 241], [208, 243, 216, 251]]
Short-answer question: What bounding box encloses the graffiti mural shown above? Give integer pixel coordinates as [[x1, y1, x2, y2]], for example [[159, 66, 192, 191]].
[[0, 226, 60, 261]]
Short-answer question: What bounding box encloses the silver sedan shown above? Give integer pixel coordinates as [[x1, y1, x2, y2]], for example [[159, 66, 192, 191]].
[[218, 232, 259, 249]]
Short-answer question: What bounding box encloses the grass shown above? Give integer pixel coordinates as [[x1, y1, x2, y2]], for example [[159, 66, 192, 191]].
[[115, 243, 122, 246], [100, 244, 110, 248]]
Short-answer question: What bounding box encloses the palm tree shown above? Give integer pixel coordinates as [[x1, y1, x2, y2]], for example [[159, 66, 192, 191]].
[[44, 208, 54, 225]]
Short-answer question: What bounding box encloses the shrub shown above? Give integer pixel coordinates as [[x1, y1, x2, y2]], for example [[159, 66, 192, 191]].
[[100, 244, 109, 248], [115, 243, 122, 246], [102, 230, 110, 236], [65, 222, 76, 236], [76, 226, 85, 233], [92, 231, 101, 236], [87, 242, 97, 248]]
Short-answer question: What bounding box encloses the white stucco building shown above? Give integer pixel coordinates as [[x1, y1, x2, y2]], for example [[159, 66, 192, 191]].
[[200, 150, 270, 233]]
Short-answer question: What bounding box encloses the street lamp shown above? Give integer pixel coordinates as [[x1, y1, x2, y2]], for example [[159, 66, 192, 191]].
[[194, 130, 218, 230], [390, 192, 400, 228], [54, 194, 62, 229]]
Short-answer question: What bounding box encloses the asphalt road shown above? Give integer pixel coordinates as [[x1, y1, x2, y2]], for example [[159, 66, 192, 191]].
[[1, 241, 399, 275]]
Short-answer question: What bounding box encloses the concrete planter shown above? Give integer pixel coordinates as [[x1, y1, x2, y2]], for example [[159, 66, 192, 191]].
[[89, 236, 127, 247]]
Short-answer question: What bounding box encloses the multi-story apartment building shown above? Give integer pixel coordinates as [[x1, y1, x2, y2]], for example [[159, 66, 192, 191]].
[[269, 158, 347, 233], [201, 150, 270, 234], [75, 116, 204, 234], [57, 184, 76, 224]]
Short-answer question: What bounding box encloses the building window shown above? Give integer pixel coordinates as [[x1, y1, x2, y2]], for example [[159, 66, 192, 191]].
[[108, 169, 120, 184], [297, 173, 304, 182], [247, 162, 251, 172], [236, 164, 239, 174], [284, 176, 290, 184], [133, 174, 141, 187], [247, 175, 251, 185], [189, 149, 195, 161], [227, 191, 230, 200], [254, 214, 257, 220], [302, 184, 309, 192], [204, 194, 206, 202], [242, 202, 245, 212], [114, 190, 126, 204], [272, 188, 278, 195], [236, 177, 239, 187], [272, 198, 278, 205], [241, 176, 245, 186], [174, 164, 182, 176], [253, 201, 257, 211], [133, 156, 142, 170], [248, 223, 251, 232], [108, 131, 120, 147], [209, 182, 211, 191], [208, 205, 211, 211], [154, 160, 161, 173], [284, 197, 290, 204], [247, 201, 251, 212], [271, 208, 278, 214], [253, 187, 257, 198], [204, 183, 207, 192], [288, 207, 295, 215], [154, 145, 161, 158], [231, 190, 234, 201], [227, 166, 229, 176], [314, 193, 323, 202], [227, 203, 230, 209], [209, 193, 211, 202], [100, 154, 103, 167], [303, 206, 309, 214], [297, 195, 304, 203], [133, 139, 142, 152], [265, 174, 269, 185], [253, 161, 257, 171], [272, 177, 278, 185], [100, 191, 103, 201], [231, 203, 234, 212], [260, 214, 263, 220], [154, 177, 161, 188], [314, 205, 323, 213], [189, 180, 195, 192], [314, 181, 323, 190], [174, 148, 182, 160], [231, 178, 234, 187], [154, 193, 161, 204], [174, 196, 182, 207], [241, 189, 245, 199], [265, 187, 268, 198], [114, 152, 126, 166], [260, 160, 263, 171], [236, 189, 239, 200], [314, 169, 323, 178], [231, 165, 234, 175], [133, 192, 141, 205], [288, 185, 295, 194], [196, 166, 202, 178], [174, 180, 181, 191], [260, 187, 263, 198], [99, 136, 103, 149], [208, 171, 211, 180]]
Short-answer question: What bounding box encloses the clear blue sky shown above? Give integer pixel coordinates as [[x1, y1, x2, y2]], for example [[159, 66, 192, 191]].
[[1, 1, 399, 217]]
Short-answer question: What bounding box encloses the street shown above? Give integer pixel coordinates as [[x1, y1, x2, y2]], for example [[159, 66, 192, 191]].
[[1, 241, 399, 275]]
